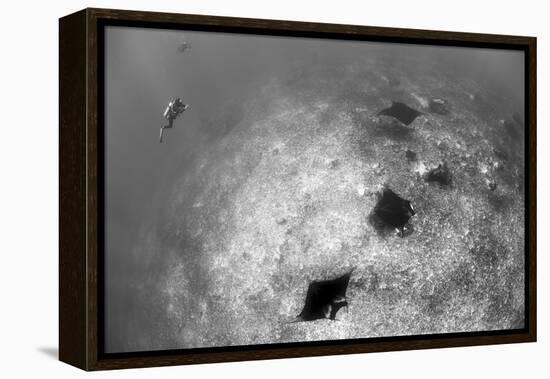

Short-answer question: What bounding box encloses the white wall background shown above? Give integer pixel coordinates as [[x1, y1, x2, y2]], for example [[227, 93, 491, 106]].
[[0, 0, 546, 377]]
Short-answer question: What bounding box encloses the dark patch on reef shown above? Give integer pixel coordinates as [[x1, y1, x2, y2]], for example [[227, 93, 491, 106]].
[[329, 159, 340, 169], [493, 148, 509, 162], [425, 163, 452, 187], [405, 149, 417, 162], [373, 119, 415, 141]]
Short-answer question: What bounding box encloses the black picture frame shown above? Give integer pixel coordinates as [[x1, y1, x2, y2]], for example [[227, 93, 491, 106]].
[[59, 8, 537, 371]]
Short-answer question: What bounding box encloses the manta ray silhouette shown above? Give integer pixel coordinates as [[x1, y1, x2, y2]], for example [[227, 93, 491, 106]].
[[372, 187, 416, 236], [294, 269, 354, 322], [378, 101, 423, 125]]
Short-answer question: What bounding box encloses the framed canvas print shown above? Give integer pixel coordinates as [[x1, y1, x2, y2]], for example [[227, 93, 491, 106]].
[[59, 8, 536, 371]]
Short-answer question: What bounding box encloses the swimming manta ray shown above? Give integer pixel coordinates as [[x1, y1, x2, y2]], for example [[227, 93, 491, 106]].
[[293, 269, 354, 322], [372, 187, 416, 237], [378, 101, 423, 125]]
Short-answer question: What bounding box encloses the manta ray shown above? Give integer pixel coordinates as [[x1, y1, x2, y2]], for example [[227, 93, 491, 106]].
[[372, 187, 416, 237], [293, 269, 355, 322], [378, 101, 423, 125]]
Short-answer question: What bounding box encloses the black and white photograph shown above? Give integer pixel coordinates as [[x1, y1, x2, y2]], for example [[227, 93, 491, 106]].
[[103, 25, 526, 354]]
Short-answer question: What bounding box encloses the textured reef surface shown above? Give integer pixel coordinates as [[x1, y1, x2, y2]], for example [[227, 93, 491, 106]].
[[120, 56, 525, 352]]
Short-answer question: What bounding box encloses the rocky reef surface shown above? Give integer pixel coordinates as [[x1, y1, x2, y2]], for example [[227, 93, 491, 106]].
[[121, 56, 525, 352]]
